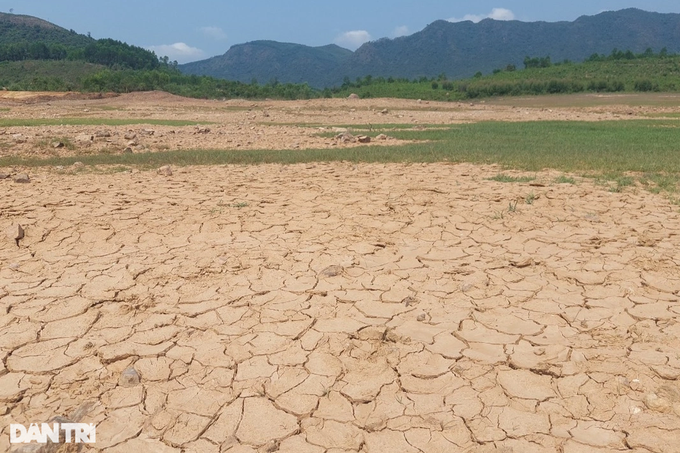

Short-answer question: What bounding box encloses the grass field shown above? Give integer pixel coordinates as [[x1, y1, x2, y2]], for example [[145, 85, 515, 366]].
[[3, 119, 679, 199]]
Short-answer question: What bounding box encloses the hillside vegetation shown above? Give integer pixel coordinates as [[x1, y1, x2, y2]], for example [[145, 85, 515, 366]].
[[331, 49, 680, 100]]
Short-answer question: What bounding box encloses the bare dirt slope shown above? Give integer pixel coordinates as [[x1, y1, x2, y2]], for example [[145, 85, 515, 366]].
[[1, 93, 680, 452]]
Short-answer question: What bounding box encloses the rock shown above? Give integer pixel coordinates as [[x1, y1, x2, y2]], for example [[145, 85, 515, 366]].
[[0, 172, 9, 179], [336, 132, 356, 143], [12, 134, 26, 143], [13, 173, 30, 183], [119, 367, 141, 387], [72, 162, 84, 168], [320, 265, 344, 277], [196, 126, 211, 134], [348, 93, 360, 99], [157, 165, 173, 177], [510, 257, 534, 268], [52, 141, 65, 148], [6, 224, 24, 242], [124, 132, 137, 140], [141, 129, 155, 136], [380, 108, 389, 114], [644, 393, 671, 413], [375, 134, 389, 140], [123, 147, 133, 154], [75, 134, 93, 143], [417, 313, 427, 322], [127, 140, 138, 147], [357, 135, 371, 143], [95, 130, 112, 138]]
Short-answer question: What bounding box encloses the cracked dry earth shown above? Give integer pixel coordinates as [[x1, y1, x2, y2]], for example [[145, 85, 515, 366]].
[[1, 162, 680, 453]]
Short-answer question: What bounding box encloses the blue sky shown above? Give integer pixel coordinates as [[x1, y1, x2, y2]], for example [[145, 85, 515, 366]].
[[4, 1, 680, 63]]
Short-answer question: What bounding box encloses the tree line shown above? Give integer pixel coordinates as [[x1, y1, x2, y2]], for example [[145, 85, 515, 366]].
[[0, 38, 161, 70]]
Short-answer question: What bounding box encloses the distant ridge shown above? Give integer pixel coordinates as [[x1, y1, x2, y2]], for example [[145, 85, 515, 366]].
[[180, 8, 680, 88], [180, 40, 353, 85]]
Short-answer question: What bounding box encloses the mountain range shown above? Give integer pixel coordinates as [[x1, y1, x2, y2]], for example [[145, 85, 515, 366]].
[[180, 8, 680, 88]]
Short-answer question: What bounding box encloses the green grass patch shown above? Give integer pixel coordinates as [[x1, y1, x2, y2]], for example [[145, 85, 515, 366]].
[[554, 175, 576, 184], [0, 118, 209, 127], [488, 174, 537, 183], [3, 120, 680, 196]]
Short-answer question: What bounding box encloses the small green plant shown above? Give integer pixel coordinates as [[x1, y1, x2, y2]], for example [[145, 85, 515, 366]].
[[508, 200, 519, 212], [493, 210, 504, 220], [610, 176, 635, 192], [232, 202, 249, 208], [488, 174, 536, 183], [554, 175, 576, 184], [525, 192, 536, 205], [38, 137, 76, 151]]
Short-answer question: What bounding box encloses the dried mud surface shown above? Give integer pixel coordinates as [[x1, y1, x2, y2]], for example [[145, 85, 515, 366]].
[[1, 91, 677, 158], [1, 93, 680, 452]]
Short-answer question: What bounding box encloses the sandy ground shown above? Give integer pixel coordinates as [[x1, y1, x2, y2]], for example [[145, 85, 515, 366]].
[[1, 93, 680, 452]]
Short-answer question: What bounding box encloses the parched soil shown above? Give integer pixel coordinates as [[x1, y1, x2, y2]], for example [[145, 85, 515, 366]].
[[1, 91, 678, 159], [1, 93, 680, 452]]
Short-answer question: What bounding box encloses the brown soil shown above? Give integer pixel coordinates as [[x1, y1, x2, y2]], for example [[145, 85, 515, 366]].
[[1, 92, 680, 452], [2, 91, 678, 159]]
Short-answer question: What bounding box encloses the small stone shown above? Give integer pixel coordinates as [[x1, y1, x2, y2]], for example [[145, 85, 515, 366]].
[[196, 126, 211, 134], [12, 134, 26, 143], [6, 224, 24, 242], [52, 141, 65, 148], [75, 134, 93, 143], [119, 367, 141, 387], [141, 129, 155, 136], [336, 132, 356, 143], [417, 313, 427, 322], [357, 135, 371, 143], [124, 133, 137, 140], [72, 162, 84, 168], [123, 147, 133, 154], [127, 140, 138, 147], [95, 130, 112, 138], [511, 257, 534, 268], [13, 173, 30, 183], [380, 108, 389, 114], [320, 265, 344, 277], [644, 393, 672, 413], [402, 296, 418, 307], [376, 134, 389, 140], [0, 172, 9, 179], [348, 93, 360, 99], [157, 165, 173, 177]]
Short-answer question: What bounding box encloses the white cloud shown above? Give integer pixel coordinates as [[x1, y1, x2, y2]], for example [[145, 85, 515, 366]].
[[334, 30, 372, 50], [200, 26, 227, 41], [488, 8, 515, 21], [393, 25, 409, 38], [147, 43, 205, 63], [449, 8, 516, 23]]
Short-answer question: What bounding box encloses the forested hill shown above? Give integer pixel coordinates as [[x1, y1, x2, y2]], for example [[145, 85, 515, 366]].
[[0, 13, 160, 70], [0, 12, 92, 47], [180, 8, 680, 88]]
